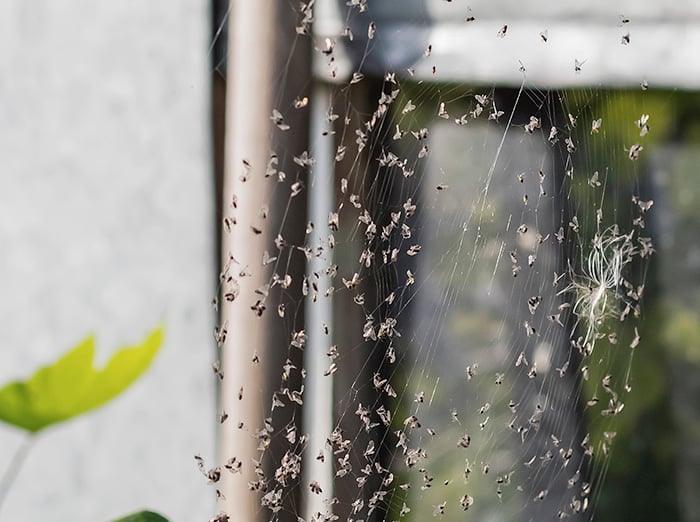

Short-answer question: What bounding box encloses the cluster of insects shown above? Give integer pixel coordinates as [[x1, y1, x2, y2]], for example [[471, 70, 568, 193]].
[[207, 3, 655, 521]]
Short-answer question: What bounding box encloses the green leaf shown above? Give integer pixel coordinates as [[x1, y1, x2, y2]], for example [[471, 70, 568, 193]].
[[0, 326, 163, 432], [111, 510, 170, 522]]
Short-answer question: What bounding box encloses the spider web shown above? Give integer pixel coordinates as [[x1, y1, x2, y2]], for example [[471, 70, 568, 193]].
[[209, 3, 660, 521]]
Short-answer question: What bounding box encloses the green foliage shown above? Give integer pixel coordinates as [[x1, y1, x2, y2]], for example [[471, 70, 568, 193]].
[[111, 510, 170, 522], [0, 327, 163, 433], [664, 304, 700, 363]]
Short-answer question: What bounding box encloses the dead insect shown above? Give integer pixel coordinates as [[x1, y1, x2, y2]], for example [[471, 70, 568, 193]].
[[293, 150, 314, 167], [405, 269, 415, 286], [407, 244, 422, 256], [475, 93, 490, 106], [636, 114, 650, 136], [293, 96, 309, 109], [555, 227, 565, 243], [489, 104, 504, 121], [465, 364, 478, 380], [569, 216, 580, 233], [349, 71, 364, 85], [404, 415, 421, 429], [524, 321, 536, 336], [632, 194, 654, 212], [630, 327, 641, 348], [549, 314, 564, 327], [460, 494, 474, 510], [628, 143, 643, 160], [290, 181, 304, 197], [270, 109, 290, 131], [524, 115, 541, 133], [433, 502, 447, 516], [214, 325, 227, 347], [527, 295, 542, 315]]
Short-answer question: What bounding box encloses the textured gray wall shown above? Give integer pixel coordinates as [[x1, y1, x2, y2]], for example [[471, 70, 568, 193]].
[[0, 1, 215, 520]]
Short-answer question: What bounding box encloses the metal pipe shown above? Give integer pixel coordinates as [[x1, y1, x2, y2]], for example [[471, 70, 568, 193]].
[[301, 81, 335, 521]]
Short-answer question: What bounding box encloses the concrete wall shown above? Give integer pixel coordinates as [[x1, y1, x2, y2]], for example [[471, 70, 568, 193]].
[[0, 1, 215, 520], [316, 0, 700, 88]]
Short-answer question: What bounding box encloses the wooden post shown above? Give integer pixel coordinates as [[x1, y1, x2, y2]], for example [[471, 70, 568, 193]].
[[219, 0, 275, 519]]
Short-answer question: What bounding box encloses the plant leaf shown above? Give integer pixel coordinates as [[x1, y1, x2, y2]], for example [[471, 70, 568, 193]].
[[0, 326, 163, 432], [111, 510, 170, 522]]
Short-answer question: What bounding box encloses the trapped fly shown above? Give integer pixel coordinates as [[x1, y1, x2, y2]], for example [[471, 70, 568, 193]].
[[636, 114, 650, 136], [271, 109, 290, 131], [293, 96, 309, 109], [489, 104, 504, 121], [367, 22, 376, 39], [628, 143, 643, 160], [474, 93, 490, 106]]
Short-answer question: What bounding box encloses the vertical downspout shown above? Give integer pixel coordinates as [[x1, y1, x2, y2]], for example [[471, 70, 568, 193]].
[[219, 0, 275, 519], [302, 81, 336, 521]]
